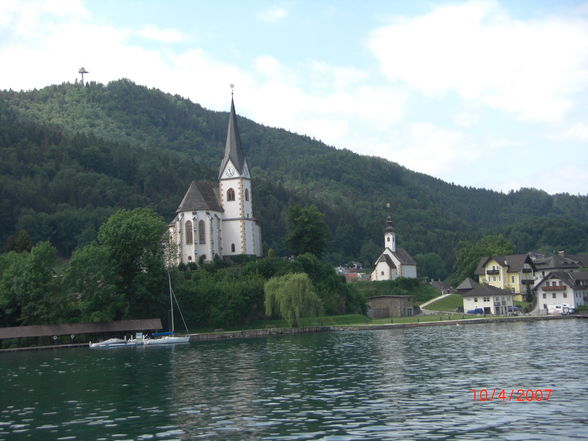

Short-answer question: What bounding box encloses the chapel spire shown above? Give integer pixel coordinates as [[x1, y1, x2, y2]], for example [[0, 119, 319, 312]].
[[219, 95, 246, 179]]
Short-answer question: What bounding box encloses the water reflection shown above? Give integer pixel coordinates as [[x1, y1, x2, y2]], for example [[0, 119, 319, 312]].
[[1, 320, 587, 440]]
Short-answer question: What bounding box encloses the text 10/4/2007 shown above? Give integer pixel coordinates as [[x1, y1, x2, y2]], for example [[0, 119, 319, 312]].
[[472, 389, 552, 402]]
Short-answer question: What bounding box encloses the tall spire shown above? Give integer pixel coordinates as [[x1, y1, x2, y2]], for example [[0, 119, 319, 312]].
[[219, 93, 246, 178]]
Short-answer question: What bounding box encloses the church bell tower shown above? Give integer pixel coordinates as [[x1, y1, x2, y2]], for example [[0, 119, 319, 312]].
[[218, 94, 261, 257]]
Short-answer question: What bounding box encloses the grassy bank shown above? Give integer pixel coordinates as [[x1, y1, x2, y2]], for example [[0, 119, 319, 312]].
[[424, 294, 463, 312], [189, 312, 492, 333]]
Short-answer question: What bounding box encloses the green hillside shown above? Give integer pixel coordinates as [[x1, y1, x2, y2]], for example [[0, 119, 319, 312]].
[[1, 79, 587, 278]]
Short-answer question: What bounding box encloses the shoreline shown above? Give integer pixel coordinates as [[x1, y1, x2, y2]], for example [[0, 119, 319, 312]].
[[1, 314, 583, 352]]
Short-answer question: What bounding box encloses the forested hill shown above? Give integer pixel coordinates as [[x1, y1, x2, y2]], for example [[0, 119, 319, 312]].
[[1, 79, 587, 278]]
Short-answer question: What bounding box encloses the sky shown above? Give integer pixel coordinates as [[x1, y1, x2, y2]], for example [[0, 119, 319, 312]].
[[1, 0, 588, 195]]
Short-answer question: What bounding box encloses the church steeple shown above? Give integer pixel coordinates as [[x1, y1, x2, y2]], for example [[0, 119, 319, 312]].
[[219, 97, 247, 179], [384, 215, 396, 252]]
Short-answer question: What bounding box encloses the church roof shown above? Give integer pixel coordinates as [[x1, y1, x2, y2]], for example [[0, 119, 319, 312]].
[[219, 97, 247, 178], [376, 253, 396, 268], [395, 248, 416, 265], [375, 248, 416, 267], [176, 181, 223, 213]]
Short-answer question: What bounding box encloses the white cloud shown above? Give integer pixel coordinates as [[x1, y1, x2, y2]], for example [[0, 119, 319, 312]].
[[256, 6, 288, 23], [551, 122, 588, 142], [136, 24, 183, 43], [455, 112, 479, 127], [368, 0, 588, 122], [392, 123, 478, 177]]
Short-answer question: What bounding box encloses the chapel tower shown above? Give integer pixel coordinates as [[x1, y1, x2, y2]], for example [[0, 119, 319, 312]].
[[384, 215, 396, 252]]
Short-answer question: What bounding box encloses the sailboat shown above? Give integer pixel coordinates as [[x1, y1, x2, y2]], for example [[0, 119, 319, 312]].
[[144, 272, 190, 345]]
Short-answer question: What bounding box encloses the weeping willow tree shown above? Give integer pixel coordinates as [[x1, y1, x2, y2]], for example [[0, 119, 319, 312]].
[[264, 273, 323, 327]]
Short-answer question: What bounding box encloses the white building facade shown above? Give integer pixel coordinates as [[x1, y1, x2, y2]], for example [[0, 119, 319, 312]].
[[168, 98, 262, 264], [460, 284, 514, 315], [535, 271, 588, 313]]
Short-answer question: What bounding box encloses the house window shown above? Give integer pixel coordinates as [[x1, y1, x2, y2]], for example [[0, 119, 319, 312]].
[[198, 220, 206, 244], [231, 243, 235, 252], [185, 220, 193, 245], [387, 237, 390, 242], [483, 297, 489, 302], [552, 293, 556, 299], [543, 304, 547, 309], [511, 276, 515, 283], [227, 188, 235, 201], [381, 271, 384, 276], [245, 188, 249, 201], [543, 293, 546, 299], [474, 298, 478, 302], [563, 293, 567, 298]]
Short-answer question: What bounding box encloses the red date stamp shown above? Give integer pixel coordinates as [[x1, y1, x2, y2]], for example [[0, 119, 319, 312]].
[[472, 388, 552, 402]]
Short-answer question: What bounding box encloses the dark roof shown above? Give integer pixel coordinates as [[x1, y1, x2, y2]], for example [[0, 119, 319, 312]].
[[533, 254, 582, 271], [394, 248, 416, 265], [456, 277, 479, 292], [474, 254, 535, 275], [376, 253, 396, 268], [176, 181, 223, 213], [219, 97, 247, 178], [568, 254, 588, 266], [0, 319, 162, 340], [535, 270, 588, 289], [459, 284, 513, 298]]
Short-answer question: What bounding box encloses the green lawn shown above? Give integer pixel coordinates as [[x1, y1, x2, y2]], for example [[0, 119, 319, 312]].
[[424, 294, 463, 312]]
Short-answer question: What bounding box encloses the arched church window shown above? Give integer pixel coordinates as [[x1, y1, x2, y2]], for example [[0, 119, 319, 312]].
[[387, 237, 390, 242], [227, 188, 235, 201], [185, 220, 193, 245], [198, 220, 206, 244], [245, 188, 249, 201], [231, 243, 235, 252]]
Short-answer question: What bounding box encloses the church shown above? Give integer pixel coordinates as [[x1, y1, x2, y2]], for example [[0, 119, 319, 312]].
[[167, 97, 262, 264], [370, 215, 417, 281]]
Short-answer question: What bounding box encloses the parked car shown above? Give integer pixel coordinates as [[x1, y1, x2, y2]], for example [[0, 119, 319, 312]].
[[507, 306, 521, 315], [467, 308, 484, 315]]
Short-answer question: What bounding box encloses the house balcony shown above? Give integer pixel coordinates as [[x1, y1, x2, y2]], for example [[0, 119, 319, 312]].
[[486, 269, 499, 275], [542, 285, 566, 291]]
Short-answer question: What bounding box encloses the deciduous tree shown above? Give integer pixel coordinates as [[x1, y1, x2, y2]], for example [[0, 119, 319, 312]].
[[264, 273, 322, 327]]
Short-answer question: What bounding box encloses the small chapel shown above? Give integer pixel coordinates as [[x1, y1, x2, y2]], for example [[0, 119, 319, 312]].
[[370, 215, 417, 281], [168, 97, 262, 264]]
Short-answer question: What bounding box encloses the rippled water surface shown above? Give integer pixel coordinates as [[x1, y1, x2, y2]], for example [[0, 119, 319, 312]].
[[1, 320, 587, 440]]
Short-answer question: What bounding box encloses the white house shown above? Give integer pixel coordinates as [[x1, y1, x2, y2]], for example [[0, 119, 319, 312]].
[[535, 271, 588, 313], [459, 283, 514, 315], [370, 216, 417, 281], [168, 97, 262, 264]]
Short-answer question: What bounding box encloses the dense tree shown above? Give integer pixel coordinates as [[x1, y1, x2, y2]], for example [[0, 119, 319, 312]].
[[0, 242, 68, 325], [285, 205, 330, 257], [2, 230, 33, 253], [64, 243, 124, 322], [97, 208, 168, 319], [264, 273, 323, 327], [452, 234, 516, 285]]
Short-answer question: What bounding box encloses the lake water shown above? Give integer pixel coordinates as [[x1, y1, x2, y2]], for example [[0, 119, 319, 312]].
[[1, 319, 587, 440]]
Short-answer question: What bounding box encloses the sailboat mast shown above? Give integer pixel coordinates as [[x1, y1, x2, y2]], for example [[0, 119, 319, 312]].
[[168, 271, 174, 335]]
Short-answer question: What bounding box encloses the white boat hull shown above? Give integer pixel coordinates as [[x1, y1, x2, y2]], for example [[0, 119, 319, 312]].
[[89, 338, 139, 348], [144, 336, 190, 345]]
